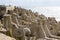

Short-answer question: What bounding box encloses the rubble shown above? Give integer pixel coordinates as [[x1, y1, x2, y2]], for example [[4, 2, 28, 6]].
[[0, 5, 60, 40]]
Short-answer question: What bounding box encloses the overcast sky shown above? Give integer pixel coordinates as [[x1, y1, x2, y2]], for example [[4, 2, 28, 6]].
[[0, 0, 60, 21], [0, 0, 60, 8]]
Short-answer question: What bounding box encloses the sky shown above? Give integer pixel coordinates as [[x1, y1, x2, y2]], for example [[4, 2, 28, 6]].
[[0, 0, 60, 21], [0, 0, 60, 8]]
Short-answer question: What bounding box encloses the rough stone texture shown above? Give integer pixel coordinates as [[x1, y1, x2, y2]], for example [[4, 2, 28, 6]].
[[0, 33, 16, 40], [0, 5, 60, 40]]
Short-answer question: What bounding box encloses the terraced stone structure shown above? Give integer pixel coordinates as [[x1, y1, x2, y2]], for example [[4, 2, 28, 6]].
[[0, 5, 60, 40]]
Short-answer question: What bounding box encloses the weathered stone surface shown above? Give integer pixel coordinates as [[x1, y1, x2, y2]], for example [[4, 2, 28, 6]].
[[0, 33, 16, 40], [0, 5, 60, 40]]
